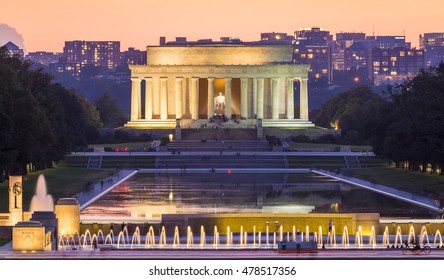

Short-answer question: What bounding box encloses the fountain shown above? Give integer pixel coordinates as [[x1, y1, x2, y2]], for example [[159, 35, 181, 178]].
[[159, 226, 167, 246], [419, 226, 430, 245], [105, 234, 113, 245], [369, 226, 376, 248], [226, 226, 231, 247], [200, 226, 206, 247], [145, 226, 155, 246], [54, 221, 444, 252], [173, 226, 180, 247], [342, 226, 350, 247], [131, 227, 141, 248], [253, 226, 256, 247], [382, 226, 390, 247], [186, 226, 194, 246], [213, 226, 219, 248], [317, 226, 323, 247], [394, 226, 403, 247], [30, 175, 54, 212], [355, 226, 363, 247], [240, 225, 244, 245], [407, 225, 416, 244], [117, 231, 126, 248], [434, 230, 443, 248], [327, 225, 336, 247]]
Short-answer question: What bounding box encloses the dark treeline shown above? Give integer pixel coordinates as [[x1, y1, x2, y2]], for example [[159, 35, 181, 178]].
[[311, 63, 444, 173], [0, 46, 102, 180]]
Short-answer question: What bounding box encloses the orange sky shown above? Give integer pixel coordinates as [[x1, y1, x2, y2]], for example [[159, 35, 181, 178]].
[[1, 0, 443, 53]]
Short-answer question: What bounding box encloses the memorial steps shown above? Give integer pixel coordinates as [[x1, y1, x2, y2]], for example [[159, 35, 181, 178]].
[[166, 140, 272, 152]]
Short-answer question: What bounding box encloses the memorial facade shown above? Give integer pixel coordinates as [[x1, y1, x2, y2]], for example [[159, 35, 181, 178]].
[[124, 45, 314, 129]]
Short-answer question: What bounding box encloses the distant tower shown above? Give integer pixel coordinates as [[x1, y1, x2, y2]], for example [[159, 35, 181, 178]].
[[8, 176, 23, 224]]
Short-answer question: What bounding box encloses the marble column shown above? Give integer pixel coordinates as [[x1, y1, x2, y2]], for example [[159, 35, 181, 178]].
[[253, 78, 257, 116], [207, 77, 215, 118], [144, 77, 153, 120], [190, 77, 199, 120], [160, 77, 168, 120], [257, 78, 264, 119], [241, 78, 248, 118], [286, 78, 294, 119], [225, 78, 232, 117], [130, 77, 140, 121], [300, 77, 309, 120], [175, 77, 183, 119], [272, 78, 280, 120]]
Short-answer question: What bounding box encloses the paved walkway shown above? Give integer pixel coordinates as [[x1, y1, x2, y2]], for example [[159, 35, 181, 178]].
[[76, 169, 139, 211], [71, 151, 375, 157], [312, 169, 443, 213], [139, 168, 310, 174]]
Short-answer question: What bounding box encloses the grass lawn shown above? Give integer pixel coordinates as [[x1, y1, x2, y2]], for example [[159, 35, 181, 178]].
[[345, 167, 444, 196], [287, 142, 372, 152], [89, 142, 151, 149], [0, 167, 115, 212], [287, 156, 348, 169]]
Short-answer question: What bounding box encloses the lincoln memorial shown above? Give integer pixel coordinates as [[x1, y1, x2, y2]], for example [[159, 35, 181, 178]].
[[124, 44, 314, 129]]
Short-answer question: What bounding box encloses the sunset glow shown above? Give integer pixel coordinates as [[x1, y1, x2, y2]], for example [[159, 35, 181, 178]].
[[1, 0, 443, 53]]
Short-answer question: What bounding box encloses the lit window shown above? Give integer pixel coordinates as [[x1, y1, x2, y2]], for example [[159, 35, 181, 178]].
[[374, 62, 380, 66], [315, 74, 320, 78], [391, 71, 397, 75], [390, 57, 397, 61], [308, 49, 313, 53], [322, 49, 327, 54], [400, 52, 405, 57], [322, 69, 328, 74], [301, 54, 306, 58], [308, 54, 314, 59]]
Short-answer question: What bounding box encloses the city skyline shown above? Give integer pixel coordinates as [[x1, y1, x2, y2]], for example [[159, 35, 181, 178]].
[[1, 0, 443, 53]]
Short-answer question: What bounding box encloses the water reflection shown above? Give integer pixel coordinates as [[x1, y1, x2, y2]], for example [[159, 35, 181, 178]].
[[80, 173, 434, 221]]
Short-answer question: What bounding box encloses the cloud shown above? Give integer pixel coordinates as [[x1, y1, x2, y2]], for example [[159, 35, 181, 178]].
[[0, 23, 26, 53]]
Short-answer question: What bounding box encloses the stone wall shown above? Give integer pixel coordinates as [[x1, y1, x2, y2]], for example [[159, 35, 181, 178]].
[[162, 213, 380, 236]]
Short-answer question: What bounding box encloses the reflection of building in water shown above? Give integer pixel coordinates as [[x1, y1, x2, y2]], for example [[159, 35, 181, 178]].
[[214, 92, 225, 110]]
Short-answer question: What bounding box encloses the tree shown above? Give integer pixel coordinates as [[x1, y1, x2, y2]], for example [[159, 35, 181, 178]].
[[0, 46, 102, 179], [382, 63, 444, 171], [95, 93, 128, 128], [311, 86, 389, 145]]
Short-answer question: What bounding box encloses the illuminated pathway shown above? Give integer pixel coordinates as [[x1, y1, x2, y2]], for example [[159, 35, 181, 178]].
[[75, 169, 139, 211]]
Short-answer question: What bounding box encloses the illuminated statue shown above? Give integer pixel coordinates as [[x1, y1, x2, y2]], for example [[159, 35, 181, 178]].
[[214, 92, 225, 110]]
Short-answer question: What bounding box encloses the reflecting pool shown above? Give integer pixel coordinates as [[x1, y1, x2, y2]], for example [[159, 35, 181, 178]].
[[80, 172, 435, 222]]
